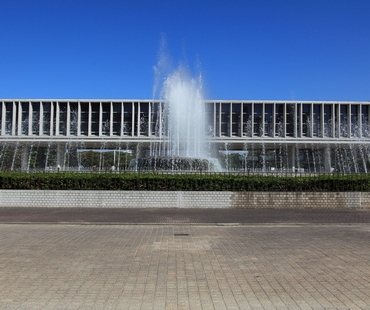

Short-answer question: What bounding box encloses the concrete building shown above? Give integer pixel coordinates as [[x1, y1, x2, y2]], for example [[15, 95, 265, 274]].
[[1, 99, 370, 172]]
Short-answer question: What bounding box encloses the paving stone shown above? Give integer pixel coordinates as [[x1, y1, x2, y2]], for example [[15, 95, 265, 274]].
[[0, 223, 370, 308]]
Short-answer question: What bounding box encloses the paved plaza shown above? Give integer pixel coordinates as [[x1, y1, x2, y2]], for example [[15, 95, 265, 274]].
[[0, 209, 370, 309]]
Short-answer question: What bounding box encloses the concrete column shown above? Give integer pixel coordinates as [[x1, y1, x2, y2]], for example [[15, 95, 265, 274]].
[[55, 102, 60, 135], [1, 101, 5, 135], [294, 102, 298, 138], [282, 103, 286, 137], [310, 103, 313, 138], [149, 101, 153, 136], [229, 103, 232, 137], [66, 102, 70, 136], [132, 102, 135, 136], [99, 101, 102, 136], [120, 102, 124, 137], [17, 101, 22, 136], [272, 103, 276, 137], [28, 101, 32, 136], [50, 101, 54, 136], [358, 103, 362, 137], [77, 101, 81, 136], [88, 102, 91, 136], [110, 101, 113, 136], [39, 101, 44, 135], [251, 103, 254, 136]]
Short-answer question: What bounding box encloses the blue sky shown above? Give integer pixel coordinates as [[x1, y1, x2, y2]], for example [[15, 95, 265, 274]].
[[0, 0, 369, 101]]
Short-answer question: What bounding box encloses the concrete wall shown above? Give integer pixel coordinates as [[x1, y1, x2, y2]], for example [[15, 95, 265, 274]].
[[0, 190, 369, 209]]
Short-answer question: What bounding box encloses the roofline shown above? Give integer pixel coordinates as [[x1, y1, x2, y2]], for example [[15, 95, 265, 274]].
[[1, 99, 370, 104]]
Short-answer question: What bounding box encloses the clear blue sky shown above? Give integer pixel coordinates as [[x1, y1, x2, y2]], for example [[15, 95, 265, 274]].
[[0, 0, 369, 101]]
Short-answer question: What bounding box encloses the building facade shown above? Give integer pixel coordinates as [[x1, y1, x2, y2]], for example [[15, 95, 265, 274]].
[[1, 99, 370, 172]]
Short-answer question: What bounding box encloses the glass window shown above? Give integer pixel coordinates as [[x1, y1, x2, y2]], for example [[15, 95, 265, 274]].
[[80, 102, 89, 135], [275, 104, 284, 136], [313, 104, 321, 137], [362, 105, 369, 137], [205, 102, 214, 136], [340, 105, 349, 137], [231, 103, 241, 136], [253, 104, 262, 136], [31, 102, 40, 135], [221, 103, 230, 136], [324, 104, 332, 137], [302, 104, 311, 137], [21, 102, 29, 135], [112, 102, 122, 136], [351, 105, 359, 137], [243, 104, 252, 136], [139, 102, 149, 136], [102, 102, 111, 136], [90, 102, 100, 136], [286, 104, 295, 137], [69, 102, 78, 136], [264, 104, 273, 137], [58, 102, 67, 135], [43, 102, 51, 135], [123, 103, 132, 136], [150, 102, 160, 136]]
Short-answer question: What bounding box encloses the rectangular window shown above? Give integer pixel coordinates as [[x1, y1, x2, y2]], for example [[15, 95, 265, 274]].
[[102, 102, 111, 136], [21, 102, 29, 135], [302, 104, 311, 137], [362, 105, 369, 137], [340, 105, 348, 137], [58, 102, 67, 135], [69, 102, 78, 136], [264, 104, 273, 137], [139, 102, 149, 136], [90, 102, 100, 136], [243, 103, 252, 136], [31, 102, 40, 135], [205, 102, 214, 136], [275, 104, 284, 136], [313, 104, 321, 137], [253, 104, 262, 136], [43, 102, 51, 135], [286, 104, 295, 137], [324, 104, 332, 137], [123, 103, 132, 135], [231, 103, 241, 136], [5, 102, 15, 135], [112, 102, 122, 135], [351, 105, 359, 137], [80, 102, 89, 135], [221, 103, 230, 136], [150, 102, 160, 136]]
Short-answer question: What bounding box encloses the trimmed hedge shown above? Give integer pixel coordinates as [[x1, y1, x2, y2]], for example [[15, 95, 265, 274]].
[[1, 172, 370, 191]]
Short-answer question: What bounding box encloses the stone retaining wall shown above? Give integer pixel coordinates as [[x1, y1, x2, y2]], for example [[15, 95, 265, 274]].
[[0, 190, 369, 209]]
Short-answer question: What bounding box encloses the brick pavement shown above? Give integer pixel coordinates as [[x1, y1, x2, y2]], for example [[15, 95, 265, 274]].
[[0, 223, 370, 309]]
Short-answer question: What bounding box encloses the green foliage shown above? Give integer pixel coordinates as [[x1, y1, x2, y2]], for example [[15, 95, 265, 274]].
[[1, 172, 370, 191]]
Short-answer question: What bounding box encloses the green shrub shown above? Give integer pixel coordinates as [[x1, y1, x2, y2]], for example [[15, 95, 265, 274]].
[[1, 172, 370, 192]]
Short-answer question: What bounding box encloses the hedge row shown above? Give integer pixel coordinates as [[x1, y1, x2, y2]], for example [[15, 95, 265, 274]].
[[1, 172, 370, 192]]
